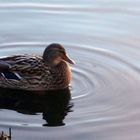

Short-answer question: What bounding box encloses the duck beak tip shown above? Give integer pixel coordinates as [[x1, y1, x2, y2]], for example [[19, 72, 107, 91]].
[[65, 54, 75, 65]]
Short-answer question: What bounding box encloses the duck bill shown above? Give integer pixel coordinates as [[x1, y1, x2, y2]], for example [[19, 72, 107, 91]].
[[64, 54, 75, 64]]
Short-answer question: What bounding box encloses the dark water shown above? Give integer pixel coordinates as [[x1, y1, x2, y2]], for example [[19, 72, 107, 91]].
[[0, 87, 73, 127], [0, 0, 140, 140]]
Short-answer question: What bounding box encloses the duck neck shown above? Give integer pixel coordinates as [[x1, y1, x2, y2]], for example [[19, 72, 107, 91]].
[[51, 61, 72, 89]]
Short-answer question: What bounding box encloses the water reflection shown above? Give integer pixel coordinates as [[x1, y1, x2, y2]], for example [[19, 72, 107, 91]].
[[0, 87, 73, 127]]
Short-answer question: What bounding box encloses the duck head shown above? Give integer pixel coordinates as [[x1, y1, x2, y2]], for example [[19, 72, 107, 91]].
[[43, 43, 75, 66]]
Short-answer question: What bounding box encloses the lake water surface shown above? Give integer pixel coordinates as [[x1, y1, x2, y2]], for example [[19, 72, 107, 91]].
[[0, 0, 140, 140]]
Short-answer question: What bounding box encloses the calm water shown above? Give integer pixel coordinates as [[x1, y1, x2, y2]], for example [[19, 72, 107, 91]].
[[0, 0, 140, 140]]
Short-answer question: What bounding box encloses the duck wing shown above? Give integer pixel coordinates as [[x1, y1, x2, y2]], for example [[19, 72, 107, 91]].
[[0, 55, 52, 90], [0, 56, 19, 71]]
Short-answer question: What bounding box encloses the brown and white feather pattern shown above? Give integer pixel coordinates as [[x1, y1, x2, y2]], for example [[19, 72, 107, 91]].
[[0, 55, 72, 90]]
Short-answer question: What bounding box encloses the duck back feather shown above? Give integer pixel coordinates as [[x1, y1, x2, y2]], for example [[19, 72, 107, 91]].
[[0, 55, 72, 91]]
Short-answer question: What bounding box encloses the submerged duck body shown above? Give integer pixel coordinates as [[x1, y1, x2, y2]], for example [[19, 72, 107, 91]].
[[0, 44, 74, 91]]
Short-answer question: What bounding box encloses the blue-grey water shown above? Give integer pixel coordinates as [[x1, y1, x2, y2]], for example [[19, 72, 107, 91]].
[[0, 0, 140, 140]]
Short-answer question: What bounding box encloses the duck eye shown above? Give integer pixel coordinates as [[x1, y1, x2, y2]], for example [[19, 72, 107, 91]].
[[59, 50, 66, 55]]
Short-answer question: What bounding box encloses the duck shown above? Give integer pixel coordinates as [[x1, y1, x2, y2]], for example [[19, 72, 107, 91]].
[[0, 43, 75, 91]]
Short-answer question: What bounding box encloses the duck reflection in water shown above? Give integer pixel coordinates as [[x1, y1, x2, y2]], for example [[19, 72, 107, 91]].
[[0, 87, 73, 127]]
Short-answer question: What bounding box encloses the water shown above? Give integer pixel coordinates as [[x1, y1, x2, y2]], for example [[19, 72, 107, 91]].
[[0, 0, 140, 140]]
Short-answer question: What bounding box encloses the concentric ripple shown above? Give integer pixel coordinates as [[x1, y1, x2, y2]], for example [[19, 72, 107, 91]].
[[0, 1, 140, 140]]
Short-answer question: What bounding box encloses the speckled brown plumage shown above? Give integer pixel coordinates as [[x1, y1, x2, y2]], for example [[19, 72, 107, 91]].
[[0, 55, 72, 91]]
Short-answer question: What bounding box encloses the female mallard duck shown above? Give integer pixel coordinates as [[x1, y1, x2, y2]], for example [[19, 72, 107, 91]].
[[0, 43, 75, 91]]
